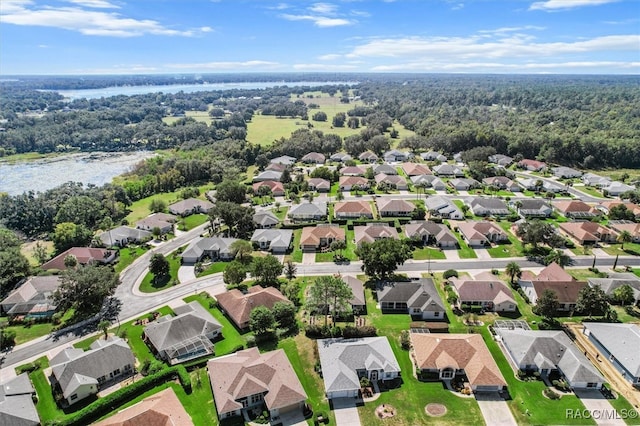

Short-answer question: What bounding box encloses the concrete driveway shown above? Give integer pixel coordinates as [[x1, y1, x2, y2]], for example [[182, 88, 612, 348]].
[[575, 390, 627, 426], [302, 252, 316, 265], [331, 398, 361, 426], [475, 392, 517, 426], [177, 265, 196, 283], [444, 249, 460, 260], [474, 248, 492, 259]]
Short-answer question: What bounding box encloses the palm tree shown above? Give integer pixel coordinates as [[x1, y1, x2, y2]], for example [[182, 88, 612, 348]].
[[505, 262, 522, 285], [98, 320, 111, 340], [545, 249, 574, 268], [617, 230, 633, 250]]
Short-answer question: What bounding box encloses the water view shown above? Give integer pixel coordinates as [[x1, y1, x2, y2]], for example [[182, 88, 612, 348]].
[[0, 151, 155, 195]]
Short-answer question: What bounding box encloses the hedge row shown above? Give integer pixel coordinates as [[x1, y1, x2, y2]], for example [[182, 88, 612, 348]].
[[49, 365, 190, 426]]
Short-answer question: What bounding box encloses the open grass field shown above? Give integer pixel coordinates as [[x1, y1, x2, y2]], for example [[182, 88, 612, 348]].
[[20, 240, 54, 266], [124, 184, 212, 224], [162, 110, 213, 126], [584, 168, 640, 182], [114, 245, 150, 274]]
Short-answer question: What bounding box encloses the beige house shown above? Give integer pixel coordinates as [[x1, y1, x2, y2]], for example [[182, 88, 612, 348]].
[[216, 286, 290, 330], [300, 225, 346, 251], [95, 388, 194, 426], [354, 223, 399, 246], [334, 200, 374, 219]]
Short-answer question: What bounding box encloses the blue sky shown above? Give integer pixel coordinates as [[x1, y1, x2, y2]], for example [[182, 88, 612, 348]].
[[1, 0, 638, 75]]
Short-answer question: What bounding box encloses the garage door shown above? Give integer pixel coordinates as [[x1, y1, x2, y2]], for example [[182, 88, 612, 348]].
[[329, 389, 357, 399], [279, 402, 301, 414], [474, 385, 501, 392]]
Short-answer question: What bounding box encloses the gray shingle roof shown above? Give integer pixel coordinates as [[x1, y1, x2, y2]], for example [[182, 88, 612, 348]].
[[252, 211, 280, 227], [288, 201, 327, 218], [0, 373, 39, 426], [98, 226, 152, 246], [584, 323, 640, 378], [377, 279, 445, 311], [181, 237, 238, 261], [250, 229, 293, 251]]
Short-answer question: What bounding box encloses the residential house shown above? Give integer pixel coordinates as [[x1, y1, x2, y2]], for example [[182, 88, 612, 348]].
[[488, 154, 513, 167], [252, 210, 279, 229], [518, 178, 566, 193], [338, 176, 369, 191], [596, 201, 640, 219], [375, 173, 408, 190], [482, 176, 521, 192], [607, 221, 640, 243], [513, 199, 553, 218], [216, 286, 290, 330], [252, 180, 285, 197], [301, 152, 326, 164], [270, 155, 296, 166], [135, 212, 176, 234], [411, 174, 446, 190], [449, 274, 517, 312], [317, 337, 401, 399], [421, 151, 447, 162], [518, 262, 586, 311], [334, 201, 374, 219], [376, 279, 446, 320], [433, 164, 465, 177], [208, 348, 307, 421], [50, 337, 135, 405], [341, 275, 366, 314], [250, 229, 293, 253], [265, 162, 287, 173], [0, 373, 39, 426], [144, 301, 222, 364], [98, 226, 152, 247], [373, 164, 398, 175], [466, 197, 510, 216], [330, 152, 352, 163], [582, 173, 611, 188], [308, 177, 330, 192], [354, 223, 399, 246], [497, 329, 604, 389], [518, 159, 547, 171], [453, 221, 508, 246], [552, 166, 583, 179], [376, 199, 416, 217], [424, 196, 464, 219], [253, 170, 283, 182], [404, 221, 457, 248], [554, 200, 600, 218], [358, 151, 379, 163], [583, 323, 640, 386], [94, 388, 193, 426], [288, 201, 327, 221], [402, 163, 432, 176], [449, 178, 481, 191], [1, 275, 60, 318], [453, 152, 463, 163], [340, 165, 366, 176], [588, 272, 640, 306], [383, 149, 412, 163], [410, 333, 507, 392], [559, 222, 617, 245], [41, 247, 117, 271], [181, 237, 238, 263], [169, 198, 214, 216], [300, 225, 345, 251], [604, 181, 635, 196]]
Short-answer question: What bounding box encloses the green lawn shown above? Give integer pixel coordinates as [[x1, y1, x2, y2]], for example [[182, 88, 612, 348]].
[[573, 184, 606, 198], [412, 246, 447, 260], [139, 253, 182, 292], [4, 322, 54, 346], [177, 213, 209, 231], [449, 227, 477, 259], [287, 228, 303, 263], [197, 261, 228, 277], [488, 222, 524, 258], [26, 356, 71, 424], [271, 206, 288, 221], [606, 387, 640, 425], [162, 110, 213, 126], [600, 243, 640, 257], [183, 294, 249, 356], [124, 184, 212, 224], [114, 245, 150, 274]]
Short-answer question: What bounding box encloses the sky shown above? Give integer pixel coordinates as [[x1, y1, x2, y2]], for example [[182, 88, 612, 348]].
[[0, 0, 638, 75]]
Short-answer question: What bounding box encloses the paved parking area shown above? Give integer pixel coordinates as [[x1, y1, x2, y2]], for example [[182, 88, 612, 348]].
[[474, 248, 492, 259], [332, 398, 361, 426], [575, 390, 627, 426], [475, 392, 517, 426]]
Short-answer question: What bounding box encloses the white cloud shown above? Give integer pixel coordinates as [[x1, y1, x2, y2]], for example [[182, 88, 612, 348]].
[[309, 3, 338, 14], [318, 53, 342, 60], [67, 0, 120, 9], [280, 14, 353, 27], [267, 3, 290, 10], [529, 0, 620, 11], [479, 25, 545, 34], [0, 1, 208, 37], [451, 3, 464, 10], [371, 60, 639, 73], [293, 63, 359, 70], [75, 64, 160, 74], [38, 44, 49, 48], [166, 60, 281, 70]]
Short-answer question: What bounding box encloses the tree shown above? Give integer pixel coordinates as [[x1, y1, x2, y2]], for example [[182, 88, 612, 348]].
[[209, 202, 255, 239], [32, 241, 49, 265], [306, 275, 354, 326], [250, 255, 283, 286], [53, 265, 119, 318], [152, 226, 162, 240], [149, 198, 168, 213], [223, 260, 246, 286], [355, 239, 413, 279], [284, 260, 297, 281], [98, 320, 111, 340], [230, 240, 253, 263], [273, 301, 297, 329], [64, 254, 78, 269], [149, 253, 170, 282], [332, 112, 346, 127], [535, 289, 559, 320], [0, 247, 30, 296], [215, 180, 247, 204], [281, 279, 301, 306], [617, 230, 633, 250], [576, 285, 609, 318], [612, 284, 634, 306], [516, 220, 564, 249], [257, 185, 272, 203], [544, 249, 574, 268], [52, 222, 93, 253], [312, 111, 328, 122], [55, 195, 104, 229], [410, 203, 426, 220], [505, 262, 522, 285], [460, 204, 470, 218], [609, 204, 635, 221], [330, 240, 347, 258], [249, 306, 275, 335]]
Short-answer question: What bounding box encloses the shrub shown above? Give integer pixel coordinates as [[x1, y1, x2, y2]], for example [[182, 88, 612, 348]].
[[443, 269, 458, 279], [400, 330, 411, 350], [491, 269, 500, 275], [16, 362, 40, 375], [544, 387, 560, 400], [176, 364, 192, 394]]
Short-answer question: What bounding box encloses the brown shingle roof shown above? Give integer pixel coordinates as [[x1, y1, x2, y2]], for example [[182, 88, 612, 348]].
[[334, 201, 373, 215], [338, 176, 369, 187], [410, 333, 506, 388], [532, 281, 587, 304], [300, 225, 345, 247], [94, 388, 193, 426], [376, 199, 416, 214], [401, 163, 432, 176], [450, 279, 515, 305], [354, 224, 399, 245], [216, 286, 289, 329], [41, 247, 115, 270], [536, 262, 574, 282], [554, 200, 597, 214]]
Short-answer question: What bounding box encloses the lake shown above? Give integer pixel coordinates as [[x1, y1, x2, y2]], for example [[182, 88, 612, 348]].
[[0, 151, 155, 195], [53, 81, 356, 100]]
